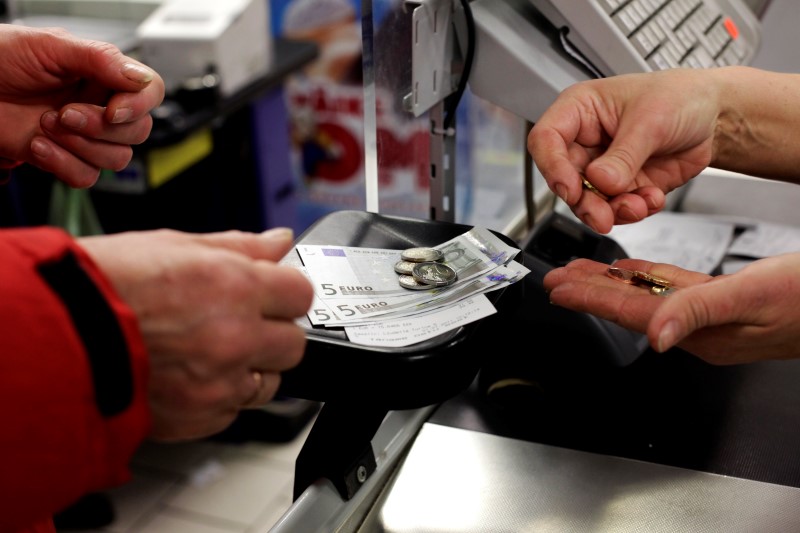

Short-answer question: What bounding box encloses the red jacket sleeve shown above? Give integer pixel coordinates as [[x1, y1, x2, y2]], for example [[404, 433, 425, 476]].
[[0, 227, 150, 532]]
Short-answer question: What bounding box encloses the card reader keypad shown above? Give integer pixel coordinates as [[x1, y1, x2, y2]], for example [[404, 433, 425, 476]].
[[600, 0, 749, 70]]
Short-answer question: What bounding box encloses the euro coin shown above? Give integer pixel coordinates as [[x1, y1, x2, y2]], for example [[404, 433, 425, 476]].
[[633, 271, 672, 288], [394, 260, 416, 276], [412, 262, 457, 287], [401, 247, 444, 263], [399, 274, 432, 290]]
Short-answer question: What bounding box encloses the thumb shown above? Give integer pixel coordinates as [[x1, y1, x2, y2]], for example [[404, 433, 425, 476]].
[[587, 115, 659, 194], [199, 228, 296, 262], [647, 276, 744, 353]]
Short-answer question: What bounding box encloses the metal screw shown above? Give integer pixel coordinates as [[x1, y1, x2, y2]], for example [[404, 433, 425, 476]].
[[356, 465, 368, 484]]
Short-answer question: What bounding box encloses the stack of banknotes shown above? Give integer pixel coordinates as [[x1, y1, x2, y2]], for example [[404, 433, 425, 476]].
[[287, 226, 531, 348]]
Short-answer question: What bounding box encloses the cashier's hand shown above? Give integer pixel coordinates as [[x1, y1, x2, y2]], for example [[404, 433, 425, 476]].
[[528, 68, 719, 234], [78, 228, 314, 441], [543, 253, 800, 365], [0, 24, 164, 187]]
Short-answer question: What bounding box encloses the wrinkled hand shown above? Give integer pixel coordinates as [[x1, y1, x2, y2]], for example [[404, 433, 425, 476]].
[[543, 253, 800, 365], [528, 68, 719, 234], [0, 24, 164, 187], [78, 228, 314, 441]]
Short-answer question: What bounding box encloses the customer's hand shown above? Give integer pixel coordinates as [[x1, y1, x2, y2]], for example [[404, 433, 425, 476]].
[[543, 253, 800, 365], [0, 24, 164, 187], [528, 68, 719, 234], [78, 228, 313, 441]]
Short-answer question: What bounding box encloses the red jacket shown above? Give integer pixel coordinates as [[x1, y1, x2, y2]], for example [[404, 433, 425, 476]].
[[0, 227, 150, 533]]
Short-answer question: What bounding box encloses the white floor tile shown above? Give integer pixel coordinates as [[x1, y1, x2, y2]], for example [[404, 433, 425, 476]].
[[133, 511, 242, 533], [163, 454, 292, 526], [65, 416, 313, 532], [232, 439, 303, 467], [103, 472, 180, 532], [131, 439, 230, 475], [247, 480, 295, 533]]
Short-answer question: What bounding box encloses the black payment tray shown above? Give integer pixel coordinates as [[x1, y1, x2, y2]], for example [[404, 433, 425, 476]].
[[276, 210, 521, 501], [278, 209, 519, 408]]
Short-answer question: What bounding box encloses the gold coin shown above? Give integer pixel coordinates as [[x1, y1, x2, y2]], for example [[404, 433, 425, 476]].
[[632, 271, 672, 288], [580, 174, 609, 201], [607, 267, 636, 284], [650, 285, 676, 297]]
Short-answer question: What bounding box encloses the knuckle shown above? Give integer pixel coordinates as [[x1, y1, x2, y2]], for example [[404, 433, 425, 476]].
[[607, 147, 639, 177], [87, 39, 123, 63]]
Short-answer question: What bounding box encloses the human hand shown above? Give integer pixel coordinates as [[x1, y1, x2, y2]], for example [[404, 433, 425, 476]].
[[0, 24, 164, 187], [78, 228, 313, 441], [543, 254, 800, 365], [528, 68, 720, 234]]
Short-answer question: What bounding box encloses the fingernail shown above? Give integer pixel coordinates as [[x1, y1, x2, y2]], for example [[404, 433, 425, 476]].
[[581, 213, 596, 232], [595, 163, 621, 189], [41, 111, 58, 131], [656, 320, 679, 353], [260, 227, 294, 242], [31, 138, 52, 159], [618, 203, 640, 223], [121, 62, 154, 84], [61, 109, 87, 130], [555, 183, 569, 204], [111, 107, 133, 124]]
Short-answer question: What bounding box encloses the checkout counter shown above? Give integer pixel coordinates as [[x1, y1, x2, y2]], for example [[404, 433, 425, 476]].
[[272, 211, 800, 533], [271, 0, 800, 531], [3, 0, 798, 530]]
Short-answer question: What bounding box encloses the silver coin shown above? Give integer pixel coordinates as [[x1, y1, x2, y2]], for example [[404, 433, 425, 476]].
[[398, 274, 432, 290], [412, 262, 457, 287], [394, 260, 416, 276], [401, 247, 444, 263]]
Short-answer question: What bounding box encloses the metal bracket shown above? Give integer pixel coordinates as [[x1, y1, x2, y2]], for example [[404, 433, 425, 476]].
[[404, 0, 463, 222], [405, 0, 459, 117], [292, 401, 387, 501], [428, 101, 456, 222]]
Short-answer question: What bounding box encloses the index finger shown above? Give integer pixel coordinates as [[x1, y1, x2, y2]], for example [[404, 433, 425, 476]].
[[528, 104, 585, 206], [52, 34, 158, 91], [256, 261, 314, 319], [193, 230, 314, 318]]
